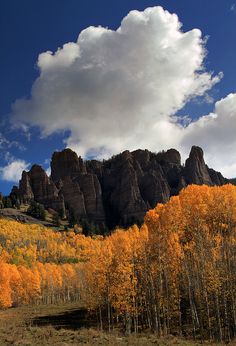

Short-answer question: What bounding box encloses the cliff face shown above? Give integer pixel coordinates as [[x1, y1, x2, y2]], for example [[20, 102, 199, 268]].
[[184, 146, 213, 185], [13, 146, 227, 228], [18, 165, 65, 214]]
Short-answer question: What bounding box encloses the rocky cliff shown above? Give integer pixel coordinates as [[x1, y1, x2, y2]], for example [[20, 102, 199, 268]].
[[12, 146, 227, 229]]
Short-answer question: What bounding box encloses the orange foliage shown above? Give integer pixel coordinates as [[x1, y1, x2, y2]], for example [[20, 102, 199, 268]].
[[0, 184, 235, 341]]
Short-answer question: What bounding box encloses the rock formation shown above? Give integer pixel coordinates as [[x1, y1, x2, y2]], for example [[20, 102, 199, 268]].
[[184, 146, 212, 185], [12, 146, 227, 229], [17, 165, 65, 215]]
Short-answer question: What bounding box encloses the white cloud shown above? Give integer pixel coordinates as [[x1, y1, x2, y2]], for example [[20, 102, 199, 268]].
[[0, 160, 30, 182], [11, 6, 236, 178], [0, 133, 25, 151], [46, 166, 51, 177], [0, 134, 9, 148], [11, 6, 221, 159], [179, 93, 236, 177], [230, 4, 236, 12]]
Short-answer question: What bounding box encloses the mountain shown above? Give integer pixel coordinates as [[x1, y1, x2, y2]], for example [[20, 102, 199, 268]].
[[11, 146, 226, 229]]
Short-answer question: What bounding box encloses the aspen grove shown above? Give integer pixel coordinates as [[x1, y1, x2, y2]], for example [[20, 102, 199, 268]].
[[0, 184, 235, 341]]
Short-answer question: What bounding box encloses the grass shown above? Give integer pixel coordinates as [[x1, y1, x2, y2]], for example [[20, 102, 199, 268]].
[[0, 205, 71, 232], [0, 303, 234, 346]]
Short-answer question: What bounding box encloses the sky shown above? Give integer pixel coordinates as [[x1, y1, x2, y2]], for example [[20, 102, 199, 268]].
[[0, 0, 236, 194]]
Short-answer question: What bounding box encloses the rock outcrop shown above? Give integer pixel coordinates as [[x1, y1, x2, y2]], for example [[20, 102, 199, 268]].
[[51, 149, 86, 182], [13, 146, 227, 229], [184, 146, 212, 185], [17, 165, 65, 214]]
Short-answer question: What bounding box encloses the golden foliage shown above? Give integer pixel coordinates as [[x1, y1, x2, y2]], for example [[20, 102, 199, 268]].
[[0, 184, 235, 341]]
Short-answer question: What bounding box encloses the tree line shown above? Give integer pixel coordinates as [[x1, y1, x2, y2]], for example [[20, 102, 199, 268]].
[[0, 184, 235, 342]]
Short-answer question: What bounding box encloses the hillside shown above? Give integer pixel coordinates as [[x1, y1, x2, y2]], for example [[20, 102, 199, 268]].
[[0, 208, 54, 227]]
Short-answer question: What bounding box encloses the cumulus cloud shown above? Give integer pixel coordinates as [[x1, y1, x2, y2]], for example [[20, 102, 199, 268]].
[[0, 159, 30, 182], [180, 93, 236, 177], [11, 7, 221, 157], [11, 6, 236, 177]]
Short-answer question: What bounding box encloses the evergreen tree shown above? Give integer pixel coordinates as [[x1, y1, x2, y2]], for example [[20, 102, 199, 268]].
[[68, 208, 78, 227], [52, 213, 61, 227], [27, 201, 46, 220], [3, 197, 12, 208]]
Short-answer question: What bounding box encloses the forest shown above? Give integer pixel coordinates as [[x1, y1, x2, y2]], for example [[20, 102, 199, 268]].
[[0, 184, 235, 343]]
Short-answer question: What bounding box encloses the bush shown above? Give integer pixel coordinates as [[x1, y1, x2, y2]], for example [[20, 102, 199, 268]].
[[2, 197, 12, 208], [52, 213, 61, 227], [27, 201, 46, 220], [68, 208, 78, 227]]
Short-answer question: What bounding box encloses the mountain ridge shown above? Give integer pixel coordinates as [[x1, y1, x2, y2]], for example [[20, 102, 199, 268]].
[[10, 146, 227, 229]]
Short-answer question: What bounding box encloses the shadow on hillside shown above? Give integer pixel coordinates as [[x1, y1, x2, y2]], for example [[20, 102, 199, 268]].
[[31, 308, 97, 330]]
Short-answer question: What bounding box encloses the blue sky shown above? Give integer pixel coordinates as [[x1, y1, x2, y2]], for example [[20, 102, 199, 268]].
[[0, 0, 236, 194]]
